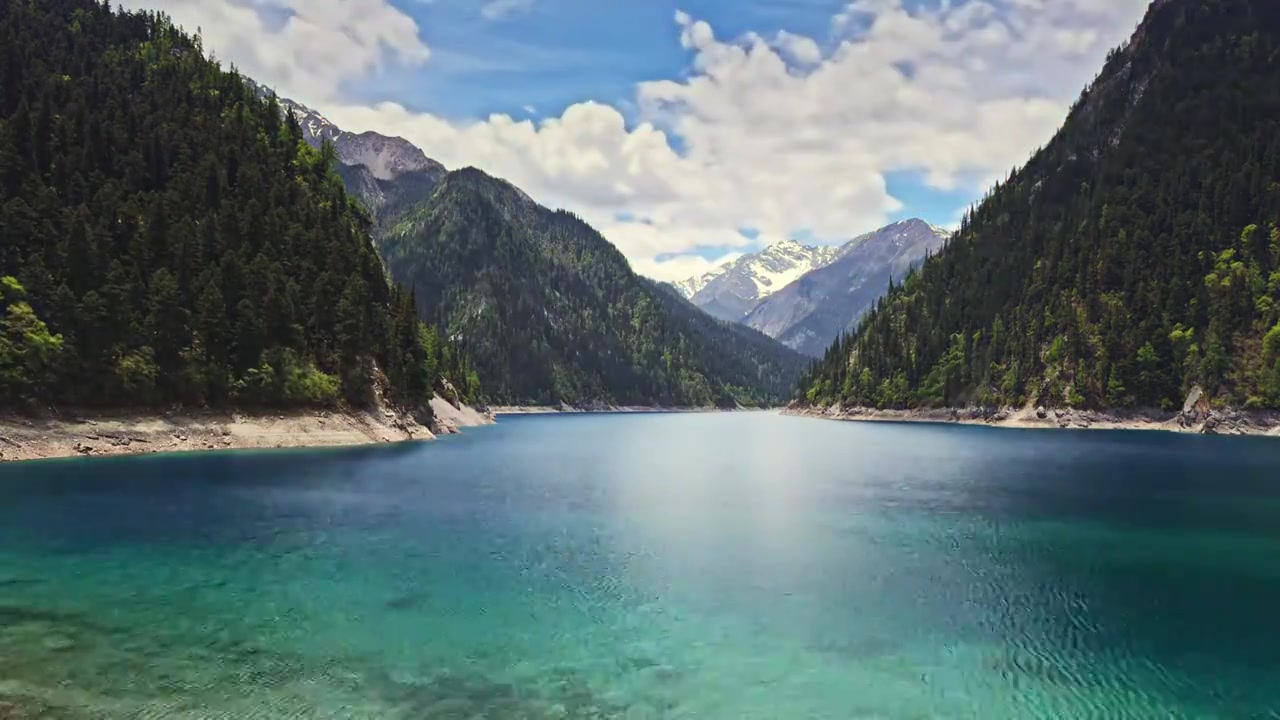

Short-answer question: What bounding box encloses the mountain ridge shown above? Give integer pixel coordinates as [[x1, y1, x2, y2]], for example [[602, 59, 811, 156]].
[[246, 79, 446, 185]]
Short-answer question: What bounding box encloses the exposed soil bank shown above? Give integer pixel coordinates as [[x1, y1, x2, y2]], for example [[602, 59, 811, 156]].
[[783, 401, 1280, 437], [0, 396, 495, 463]]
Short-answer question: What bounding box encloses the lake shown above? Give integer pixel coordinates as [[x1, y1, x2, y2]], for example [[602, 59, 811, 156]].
[[2, 412, 1279, 718]]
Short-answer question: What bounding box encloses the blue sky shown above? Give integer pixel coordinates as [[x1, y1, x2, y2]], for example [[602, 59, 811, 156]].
[[355, 0, 846, 119], [137, 0, 1153, 280], [348, 0, 975, 232]]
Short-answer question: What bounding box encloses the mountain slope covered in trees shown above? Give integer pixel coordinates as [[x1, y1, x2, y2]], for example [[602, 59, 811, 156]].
[[799, 0, 1280, 412], [379, 168, 807, 406], [0, 0, 476, 410]]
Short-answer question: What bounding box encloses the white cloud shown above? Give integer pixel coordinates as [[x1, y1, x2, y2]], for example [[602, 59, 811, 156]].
[[119, 0, 429, 107], [135, 0, 1152, 282], [772, 30, 822, 66], [632, 252, 744, 285]]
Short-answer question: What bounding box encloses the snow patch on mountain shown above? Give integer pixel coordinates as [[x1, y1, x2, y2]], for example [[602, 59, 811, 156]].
[[744, 239, 843, 299], [672, 264, 729, 300]]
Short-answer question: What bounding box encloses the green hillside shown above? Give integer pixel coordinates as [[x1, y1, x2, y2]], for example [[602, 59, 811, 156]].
[[800, 0, 1280, 413], [378, 167, 807, 407], [0, 0, 476, 409]]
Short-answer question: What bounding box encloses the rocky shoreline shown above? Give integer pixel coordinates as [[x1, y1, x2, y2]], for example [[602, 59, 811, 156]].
[[783, 392, 1280, 438], [0, 395, 495, 463]]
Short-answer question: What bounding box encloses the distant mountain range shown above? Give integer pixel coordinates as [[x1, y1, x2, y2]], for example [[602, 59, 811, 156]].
[[672, 241, 842, 322], [249, 81, 943, 365], [673, 220, 950, 356], [248, 83, 807, 406]]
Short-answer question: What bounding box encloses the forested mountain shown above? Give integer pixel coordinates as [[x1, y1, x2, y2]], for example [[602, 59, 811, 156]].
[[378, 168, 807, 406], [246, 86, 446, 229], [744, 219, 949, 357], [335, 162, 444, 228], [672, 240, 841, 322], [0, 0, 477, 410], [799, 0, 1280, 412], [245, 90, 809, 407]]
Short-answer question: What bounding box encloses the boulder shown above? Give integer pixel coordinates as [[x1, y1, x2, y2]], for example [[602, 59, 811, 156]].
[[1182, 385, 1206, 414], [1035, 406, 1048, 419], [1202, 414, 1222, 435]]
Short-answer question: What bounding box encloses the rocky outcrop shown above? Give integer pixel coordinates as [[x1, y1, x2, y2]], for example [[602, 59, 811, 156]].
[[427, 395, 496, 435]]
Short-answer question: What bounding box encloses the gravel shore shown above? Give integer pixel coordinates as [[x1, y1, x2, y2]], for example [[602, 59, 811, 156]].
[[0, 396, 495, 463]]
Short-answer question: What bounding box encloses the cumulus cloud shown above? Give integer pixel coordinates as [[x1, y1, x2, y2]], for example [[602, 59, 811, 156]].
[[772, 30, 822, 66], [131, 0, 1152, 281], [118, 0, 429, 107], [632, 252, 744, 285]]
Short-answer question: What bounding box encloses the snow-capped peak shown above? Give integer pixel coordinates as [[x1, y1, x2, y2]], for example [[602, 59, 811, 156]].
[[671, 240, 842, 321], [671, 262, 730, 299], [744, 241, 841, 298]]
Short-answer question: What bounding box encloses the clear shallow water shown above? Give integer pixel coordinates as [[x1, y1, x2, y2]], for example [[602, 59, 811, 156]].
[[2, 414, 1280, 719]]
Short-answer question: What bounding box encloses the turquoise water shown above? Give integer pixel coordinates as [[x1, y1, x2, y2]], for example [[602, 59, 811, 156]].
[[2, 413, 1280, 719]]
